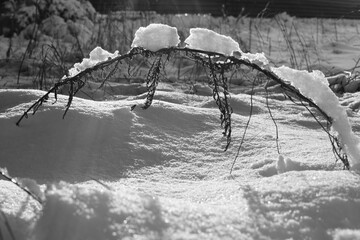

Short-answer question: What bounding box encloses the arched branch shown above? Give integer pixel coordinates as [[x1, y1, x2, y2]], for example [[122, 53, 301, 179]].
[[15, 46, 349, 169]]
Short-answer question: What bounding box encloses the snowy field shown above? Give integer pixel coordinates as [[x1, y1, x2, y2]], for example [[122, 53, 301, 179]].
[[1, 85, 360, 239], [1, 15, 360, 240]]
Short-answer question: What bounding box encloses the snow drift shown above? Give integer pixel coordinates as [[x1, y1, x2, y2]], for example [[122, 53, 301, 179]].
[[1, 89, 360, 240]]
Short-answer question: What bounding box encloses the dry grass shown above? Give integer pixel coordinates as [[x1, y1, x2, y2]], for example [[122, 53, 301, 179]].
[[4, 11, 359, 93]]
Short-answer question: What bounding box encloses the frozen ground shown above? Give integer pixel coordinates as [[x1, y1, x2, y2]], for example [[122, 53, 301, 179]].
[[1, 87, 360, 240]]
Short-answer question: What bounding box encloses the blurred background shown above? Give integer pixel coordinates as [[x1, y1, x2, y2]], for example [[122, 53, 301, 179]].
[[0, 0, 359, 98], [89, 0, 360, 19]]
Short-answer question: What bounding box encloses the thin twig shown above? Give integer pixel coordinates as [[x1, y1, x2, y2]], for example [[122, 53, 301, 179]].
[[99, 59, 122, 89], [265, 82, 280, 154], [230, 80, 255, 174], [89, 177, 112, 190]]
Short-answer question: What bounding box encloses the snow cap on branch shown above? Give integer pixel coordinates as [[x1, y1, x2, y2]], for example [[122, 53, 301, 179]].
[[236, 51, 269, 66], [185, 28, 241, 56], [184, 28, 269, 65], [131, 23, 180, 52], [65, 47, 119, 78]]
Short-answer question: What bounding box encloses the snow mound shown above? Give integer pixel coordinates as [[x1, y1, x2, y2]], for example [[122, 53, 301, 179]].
[[272, 66, 360, 169], [32, 182, 167, 240], [276, 155, 302, 173], [66, 47, 119, 78], [0, 89, 221, 181], [131, 23, 180, 52], [246, 171, 360, 239], [184, 28, 241, 56]]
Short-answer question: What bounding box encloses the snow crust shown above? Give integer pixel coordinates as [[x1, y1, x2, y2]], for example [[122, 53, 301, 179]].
[[131, 23, 180, 52], [65, 46, 119, 78], [272, 66, 360, 169]]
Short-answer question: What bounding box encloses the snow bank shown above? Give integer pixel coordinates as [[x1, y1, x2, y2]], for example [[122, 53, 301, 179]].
[[272, 66, 360, 169], [184, 28, 241, 56], [131, 23, 180, 52], [65, 47, 119, 78]]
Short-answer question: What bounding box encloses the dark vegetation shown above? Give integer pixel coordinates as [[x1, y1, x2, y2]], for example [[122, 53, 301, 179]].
[[89, 0, 360, 19]]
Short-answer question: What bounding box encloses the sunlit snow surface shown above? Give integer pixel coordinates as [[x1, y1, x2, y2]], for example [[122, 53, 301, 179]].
[[1, 89, 360, 240]]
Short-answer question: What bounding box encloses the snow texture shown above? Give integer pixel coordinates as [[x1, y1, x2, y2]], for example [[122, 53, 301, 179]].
[[32, 182, 167, 240], [272, 66, 360, 169], [1, 89, 360, 240], [131, 23, 180, 52], [185, 28, 241, 56], [65, 46, 119, 78]]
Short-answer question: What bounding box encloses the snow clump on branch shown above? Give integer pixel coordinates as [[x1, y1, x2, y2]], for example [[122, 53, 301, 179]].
[[185, 28, 268, 65], [185, 28, 241, 56], [131, 23, 181, 52], [65, 47, 119, 78]]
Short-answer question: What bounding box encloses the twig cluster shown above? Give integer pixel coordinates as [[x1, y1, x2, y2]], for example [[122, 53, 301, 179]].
[[142, 56, 163, 110], [15, 46, 350, 169]]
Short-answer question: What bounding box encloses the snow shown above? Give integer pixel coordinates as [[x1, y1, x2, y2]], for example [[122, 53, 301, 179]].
[[238, 51, 269, 66], [1, 23, 360, 240], [1, 88, 360, 239], [333, 229, 360, 240], [272, 66, 360, 169], [65, 47, 119, 78], [131, 23, 180, 52], [67, 26, 269, 82], [184, 28, 269, 65], [185, 28, 241, 56]]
